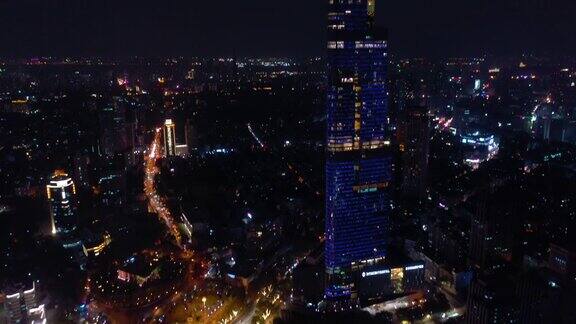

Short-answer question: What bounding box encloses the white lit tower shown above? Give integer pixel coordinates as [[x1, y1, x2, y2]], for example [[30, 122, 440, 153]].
[[163, 119, 177, 157], [46, 171, 78, 235]]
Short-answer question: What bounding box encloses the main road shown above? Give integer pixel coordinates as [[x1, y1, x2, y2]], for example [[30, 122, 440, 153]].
[[144, 128, 183, 248]]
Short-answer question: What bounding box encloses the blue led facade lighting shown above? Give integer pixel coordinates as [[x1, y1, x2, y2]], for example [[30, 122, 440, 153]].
[[325, 0, 391, 300]]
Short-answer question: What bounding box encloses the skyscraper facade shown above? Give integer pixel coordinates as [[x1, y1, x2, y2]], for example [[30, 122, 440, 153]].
[[47, 171, 78, 235], [398, 106, 430, 200], [325, 0, 391, 300], [163, 118, 177, 157], [4, 281, 44, 324], [185, 118, 199, 153], [99, 97, 129, 157]]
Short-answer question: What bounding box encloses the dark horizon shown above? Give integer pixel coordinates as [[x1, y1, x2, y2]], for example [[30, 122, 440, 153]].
[[1, 0, 575, 59], [3, 1, 576, 323]]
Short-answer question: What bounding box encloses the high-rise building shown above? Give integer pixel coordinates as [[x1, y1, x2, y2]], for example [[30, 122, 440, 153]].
[[99, 97, 129, 157], [185, 119, 199, 153], [3, 281, 45, 324], [73, 153, 92, 189], [325, 0, 391, 300], [469, 190, 521, 274], [398, 106, 430, 200], [175, 144, 189, 157], [466, 272, 519, 324], [468, 194, 496, 270], [98, 169, 126, 208], [163, 119, 177, 157], [46, 171, 78, 235]]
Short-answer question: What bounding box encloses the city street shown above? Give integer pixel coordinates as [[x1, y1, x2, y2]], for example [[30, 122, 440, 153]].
[[144, 128, 183, 248]]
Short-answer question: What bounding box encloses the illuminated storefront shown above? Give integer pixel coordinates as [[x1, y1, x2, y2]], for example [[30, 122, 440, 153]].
[[358, 263, 425, 302]]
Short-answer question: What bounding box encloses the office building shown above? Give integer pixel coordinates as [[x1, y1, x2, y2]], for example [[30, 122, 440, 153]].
[[3, 281, 45, 324], [117, 256, 161, 287], [72, 153, 92, 189], [175, 144, 189, 157], [548, 243, 576, 282], [82, 232, 112, 257], [98, 170, 126, 208], [466, 272, 519, 324], [358, 262, 425, 303], [27, 304, 46, 324], [325, 0, 392, 301], [163, 118, 177, 157], [46, 171, 78, 235], [185, 119, 199, 153], [460, 130, 499, 169], [99, 97, 129, 157], [398, 106, 430, 199]]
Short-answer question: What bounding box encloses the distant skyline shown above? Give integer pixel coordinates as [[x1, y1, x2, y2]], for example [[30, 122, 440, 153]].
[[1, 0, 575, 58]]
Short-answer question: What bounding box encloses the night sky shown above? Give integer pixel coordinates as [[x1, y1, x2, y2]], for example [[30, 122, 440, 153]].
[[1, 0, 575, 58]]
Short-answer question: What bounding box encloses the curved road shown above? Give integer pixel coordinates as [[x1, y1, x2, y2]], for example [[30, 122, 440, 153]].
[[144, 128, 183, 247]]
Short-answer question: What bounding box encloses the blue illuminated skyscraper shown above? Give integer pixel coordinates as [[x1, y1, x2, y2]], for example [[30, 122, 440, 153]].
[[325, 0, 392, 300]]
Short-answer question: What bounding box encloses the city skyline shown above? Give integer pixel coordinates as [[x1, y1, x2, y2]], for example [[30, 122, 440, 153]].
[[1, 1, 576, 323]]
